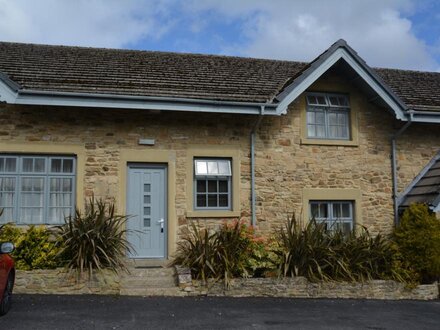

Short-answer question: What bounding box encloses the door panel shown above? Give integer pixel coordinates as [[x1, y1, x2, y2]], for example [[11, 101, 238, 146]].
[[127, 165, 166, 258]]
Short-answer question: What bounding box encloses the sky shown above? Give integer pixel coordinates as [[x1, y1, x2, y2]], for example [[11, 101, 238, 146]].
[[0, 0, 439, 71]]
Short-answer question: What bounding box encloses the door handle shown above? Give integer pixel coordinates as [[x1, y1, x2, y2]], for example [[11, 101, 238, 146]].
[[158, 218, 164, 233]]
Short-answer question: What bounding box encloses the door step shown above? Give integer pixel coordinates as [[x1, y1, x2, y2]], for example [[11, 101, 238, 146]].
[[120, 266, 183, 296], [125, 259, 169, 268]]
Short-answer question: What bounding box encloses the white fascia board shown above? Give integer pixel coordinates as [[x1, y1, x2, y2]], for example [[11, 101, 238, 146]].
[[276, 49, 344, 114], [0, 80, 18, 103], [411, 114, 440, 123], [5, 88, 278, 115], [275, 48, 407, 121]]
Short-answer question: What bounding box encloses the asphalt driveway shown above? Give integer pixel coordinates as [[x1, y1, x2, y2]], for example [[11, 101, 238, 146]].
[[0, 295, 438, 329]]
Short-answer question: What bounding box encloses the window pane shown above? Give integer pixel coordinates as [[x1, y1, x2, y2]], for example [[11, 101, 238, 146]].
[[144, 219, 151, 227], [341, 203, 351, 217], [63, 159, 73, 173], [319, 203, 328, 218], [144, 195, 151, 204], [307, 124, 316, 138], [329, 126, 338, 138], [208, 180, 218, 193], [22, 178, 44, 192], [196, 179, 206, 193], [310, 203, 319, 218], [219, 194, 229, 207], [196, 195, 206, 207], [50, 178, 61, 192], [316, 96, 326, 105], [0, 193, 14, 207], [144, 207, 150, 216], [23, 158, 33, 172], [195, 161, 207, 175], [316, 112, 325, 125], [316, 125, 326, 138], [306, 95, 317, 105], [307, 111, 315, 124], [207, 161, 218, 175], [333, 203, 341, 218], [0, 208, 14, 223], [338, 96, 348, 106], [338, 113, 347, 125], [34, 158, 45, 172], [0, 177, 15, 191], [62, 178, 72, 192], [51, 159, 62, 173], [207, 195, 217, 207], [328, 112, 337, 125], [329, 96, 339, 106], [218, 180, 228, 193], [5, 158, 17, 172], [218, 161, 231, 175], [144, 184, 150, 193]]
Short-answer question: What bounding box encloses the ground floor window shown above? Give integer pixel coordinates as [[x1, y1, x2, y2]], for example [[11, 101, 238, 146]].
[[0, 155, 76, 225], [309, 200, 354, 233], [194, 158, 232, 210]]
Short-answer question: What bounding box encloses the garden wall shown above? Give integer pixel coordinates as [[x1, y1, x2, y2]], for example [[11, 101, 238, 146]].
[[177, 272, 439, 300], [14, 269, 120, 295], [15, 268, 439, 300]]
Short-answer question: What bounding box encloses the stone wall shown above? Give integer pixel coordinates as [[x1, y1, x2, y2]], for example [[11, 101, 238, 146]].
[[1, 68, 439, 245], [14, 269, 120, 295], [177, 275, 439, 300], [14, 268, 439, 300]]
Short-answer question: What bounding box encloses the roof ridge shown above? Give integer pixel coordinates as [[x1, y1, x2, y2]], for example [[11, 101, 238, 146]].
[[374, 66, 440, 75], [0, 40, 307, 65]]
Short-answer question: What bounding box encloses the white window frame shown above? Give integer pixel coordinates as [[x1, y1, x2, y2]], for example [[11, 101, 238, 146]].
[[0, 155, 76, 225], [306, 93, 351, 140], [194, 158, 232, 210], [309, 200, 354, 233]]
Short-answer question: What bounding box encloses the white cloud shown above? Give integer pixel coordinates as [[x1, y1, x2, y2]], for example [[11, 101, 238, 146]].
[[0, 0, 175, 48], [186, 0, 439, 71]]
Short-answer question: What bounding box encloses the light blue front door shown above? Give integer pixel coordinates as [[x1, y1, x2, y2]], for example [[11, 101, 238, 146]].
[[127, 165, 167, 258]]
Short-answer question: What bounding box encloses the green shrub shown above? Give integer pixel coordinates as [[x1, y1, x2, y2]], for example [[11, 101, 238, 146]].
[[275, 213, 409, 282], [57, 198, 132, 277], [393, 204, 440, 283], [0, 223, 63, 270], [172, 220, 275, 286], [172, 221, 218, 283]]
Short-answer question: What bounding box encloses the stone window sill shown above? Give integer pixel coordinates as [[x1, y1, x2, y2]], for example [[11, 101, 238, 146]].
[[300, 137, 359, 147], [186, 210, 240, 218]]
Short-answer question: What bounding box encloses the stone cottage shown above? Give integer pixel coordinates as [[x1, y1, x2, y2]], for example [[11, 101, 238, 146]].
[[0, 39, 439, 259]]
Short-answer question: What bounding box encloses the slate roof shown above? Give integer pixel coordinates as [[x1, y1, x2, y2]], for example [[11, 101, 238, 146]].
[[0, 42, 305, 103], [400, 152, 440, 210], [0, 41, 439, 111]]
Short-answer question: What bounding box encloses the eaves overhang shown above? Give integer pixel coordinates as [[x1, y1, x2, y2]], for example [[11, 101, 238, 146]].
[[0, 79, 278, 115], [408, 110, 440, 123]]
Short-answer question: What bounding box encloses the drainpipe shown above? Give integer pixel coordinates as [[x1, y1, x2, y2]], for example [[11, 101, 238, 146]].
[[391, 111, 413, 226], [250, 106, 264, 227]]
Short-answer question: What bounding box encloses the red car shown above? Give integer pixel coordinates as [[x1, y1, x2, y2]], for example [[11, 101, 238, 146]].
[[0, 242, 15, 316]]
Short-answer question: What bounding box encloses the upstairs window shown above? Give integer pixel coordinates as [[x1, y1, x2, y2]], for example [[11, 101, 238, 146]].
[[0, 155, 76, 225], [309, 200, 354, 234], [194, 159, 232, 210], [306, 93, 350, 140]]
